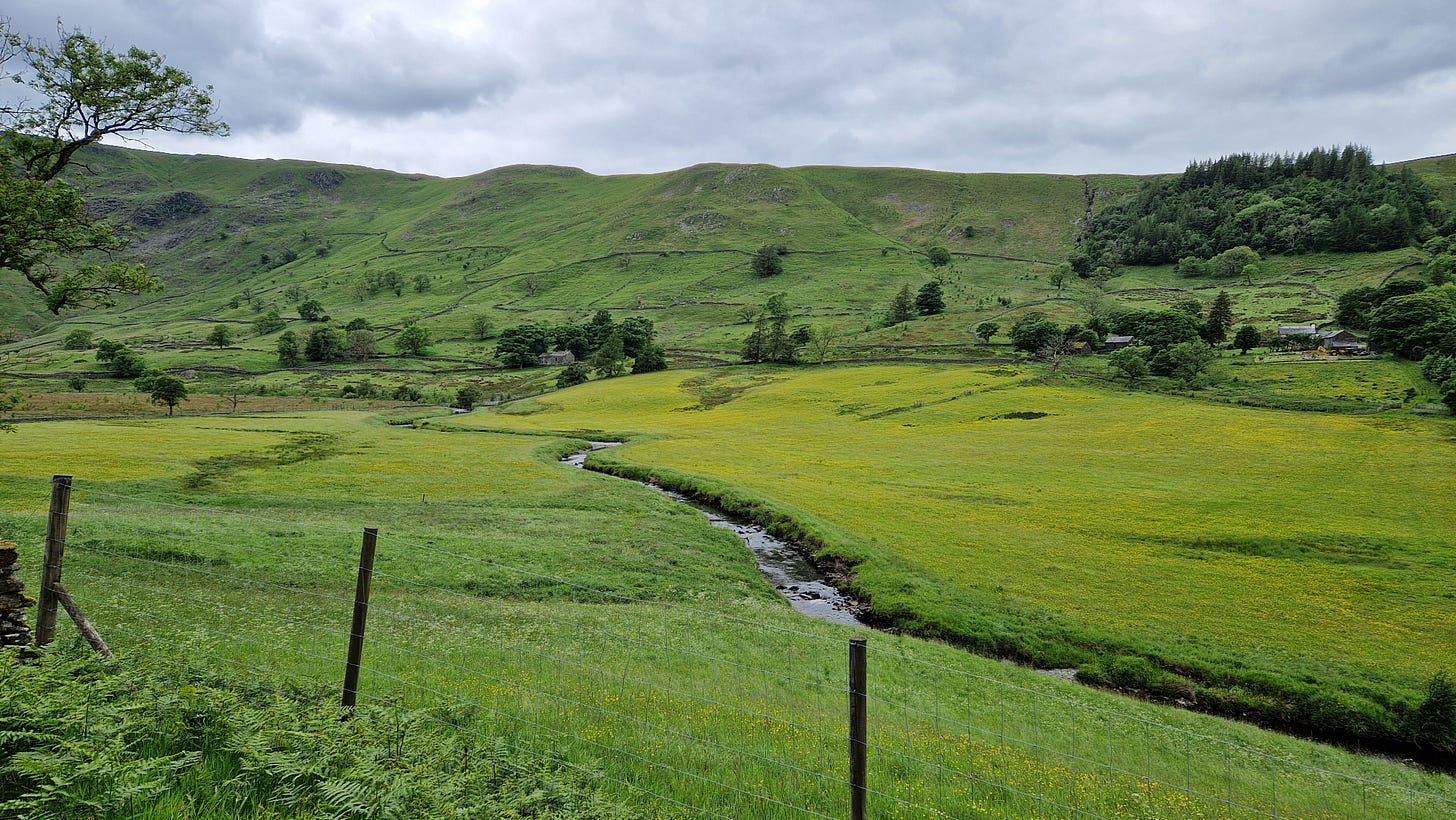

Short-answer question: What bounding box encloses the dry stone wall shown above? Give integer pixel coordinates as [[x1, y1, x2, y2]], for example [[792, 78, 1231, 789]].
[[0, 540, 34, 648]]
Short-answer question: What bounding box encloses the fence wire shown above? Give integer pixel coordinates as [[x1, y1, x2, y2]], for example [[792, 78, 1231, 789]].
[[17, 480, 1454, 819]]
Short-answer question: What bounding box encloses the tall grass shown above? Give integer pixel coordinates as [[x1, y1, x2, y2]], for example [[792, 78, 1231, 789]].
[[1, 409, 1454, 816], [454, 363, 1456, 752]]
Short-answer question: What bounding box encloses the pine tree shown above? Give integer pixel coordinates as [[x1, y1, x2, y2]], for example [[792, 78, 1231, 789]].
[[885, 284, 916, 325], [1205, 291, 1235, 343], [916, 281, 946, 315]]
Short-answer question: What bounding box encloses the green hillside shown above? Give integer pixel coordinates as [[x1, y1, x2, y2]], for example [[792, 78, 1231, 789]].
[[2, 148, 1453, 403]]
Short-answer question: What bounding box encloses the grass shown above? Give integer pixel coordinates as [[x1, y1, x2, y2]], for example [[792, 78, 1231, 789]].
[[449, 363, 1456, 751], [1, 409, 1454, 816]]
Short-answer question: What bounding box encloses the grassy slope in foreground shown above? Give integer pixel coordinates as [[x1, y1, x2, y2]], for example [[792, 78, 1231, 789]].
[[1, 411, 1453, 817], [457, 363, 1456, 749]]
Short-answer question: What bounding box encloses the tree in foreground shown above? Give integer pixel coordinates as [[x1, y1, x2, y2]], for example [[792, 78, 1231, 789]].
[[591, 333, 628, 377], [495, 323, 550, 368], [973, 321, 999, 345], [304, 327, 343, 362], [1009, 313, 1062, 352], [1107, 347, 1150, 383], [135, 370, 187, 415], [0, 21, 227, 312], [1152, 340, 1217, 384], [805, 325, 838, 364]]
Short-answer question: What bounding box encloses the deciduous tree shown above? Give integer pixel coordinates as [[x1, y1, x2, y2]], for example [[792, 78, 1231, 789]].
[[135, 370, 187, 415], [0, 22, 226, 312], [304, 327, 343, 362], [1009, 313, 1061, 352], [631, 343, 668, 374], [276, 330, 301, 366], [395, 322, 432, 356], [206, 324, 232, 348], [1233, 324, 1262, 354], [298, 299, 326, 321]]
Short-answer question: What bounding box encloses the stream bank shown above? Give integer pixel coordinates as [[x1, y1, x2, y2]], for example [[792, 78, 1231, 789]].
[[563, 442, 867, 628]]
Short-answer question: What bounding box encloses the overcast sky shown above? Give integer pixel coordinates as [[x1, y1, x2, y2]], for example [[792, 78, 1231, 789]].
[[6, 1, 1455, 179]]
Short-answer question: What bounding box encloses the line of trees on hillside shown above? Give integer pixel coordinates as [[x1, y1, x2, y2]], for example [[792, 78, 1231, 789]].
[[1074, 146, 1454, 272]]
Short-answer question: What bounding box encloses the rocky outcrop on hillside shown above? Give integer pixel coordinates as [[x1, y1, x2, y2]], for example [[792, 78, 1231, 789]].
[[132, 191, 210, 227]]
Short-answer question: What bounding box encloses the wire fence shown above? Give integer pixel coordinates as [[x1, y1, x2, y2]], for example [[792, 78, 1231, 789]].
[[23, 477, 1456, 819]]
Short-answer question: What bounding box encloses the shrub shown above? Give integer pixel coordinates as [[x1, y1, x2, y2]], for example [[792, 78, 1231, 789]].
[[455, 384, 483, 410], [750, 245, 784, 277]]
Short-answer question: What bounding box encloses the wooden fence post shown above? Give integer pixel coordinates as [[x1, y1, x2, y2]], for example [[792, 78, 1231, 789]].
[[850, 637, 868, 820], [342, 527, 378, 710], [35, 475, 72, 648]]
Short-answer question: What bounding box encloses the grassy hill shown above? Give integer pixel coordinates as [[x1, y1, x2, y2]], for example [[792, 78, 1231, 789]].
[[1, 147, 1452, 408]]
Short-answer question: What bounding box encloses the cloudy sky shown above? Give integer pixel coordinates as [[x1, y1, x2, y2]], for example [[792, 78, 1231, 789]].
[[6, 1, 1456, 179]]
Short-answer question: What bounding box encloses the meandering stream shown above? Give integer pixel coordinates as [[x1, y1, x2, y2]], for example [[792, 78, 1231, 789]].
[[563, 442, 867, 627]]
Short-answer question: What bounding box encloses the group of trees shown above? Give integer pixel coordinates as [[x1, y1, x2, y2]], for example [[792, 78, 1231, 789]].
[[351, 269, 429, 300], [495, 310, 667, 380], [1076, 146, 1452, 272], [91, 339, 188, 412], [1004, 293, 1244, 386], [274, 318, 429, 366], [882, 281, 946, 326], [739, 294, 840, 365]]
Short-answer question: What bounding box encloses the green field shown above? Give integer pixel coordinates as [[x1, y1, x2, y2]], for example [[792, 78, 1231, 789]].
[[4, 147, 1456, 815], [445, 364, 1456, 750], [2, 409, 1454, 817]]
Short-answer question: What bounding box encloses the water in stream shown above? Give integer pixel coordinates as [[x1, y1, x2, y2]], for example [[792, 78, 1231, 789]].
[[564, 443, 867, 627]]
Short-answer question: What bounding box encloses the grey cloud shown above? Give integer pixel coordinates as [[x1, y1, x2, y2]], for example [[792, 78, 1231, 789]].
[[5, 0, 1455, 177]]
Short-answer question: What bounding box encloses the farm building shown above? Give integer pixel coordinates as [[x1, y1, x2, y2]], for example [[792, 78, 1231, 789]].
[[1102, 335, 1137, 351], [537, 351, 576, 366], [1315, 329, 1363, 352], [1278, 324, 1318, 337]]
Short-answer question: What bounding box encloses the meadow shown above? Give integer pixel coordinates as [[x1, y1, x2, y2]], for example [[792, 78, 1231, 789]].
[[448, 363, 1456, 751], [2, 409, 1454, 816]]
